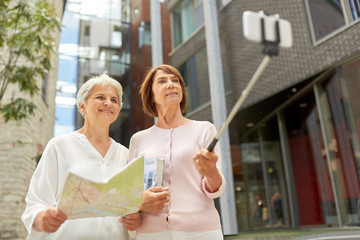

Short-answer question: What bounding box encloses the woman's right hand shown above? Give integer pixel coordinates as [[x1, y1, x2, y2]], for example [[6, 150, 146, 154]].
[[139, 186, 169, 213], [33, 208, 68, 233]]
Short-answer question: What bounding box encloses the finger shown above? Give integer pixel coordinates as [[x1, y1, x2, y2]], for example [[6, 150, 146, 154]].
[[156, 191, 169, 199], [125, 213, 141, 221], [43, 220, 62, 233], [193, 153, 201, 161], [122, 222, 138, 231], [120, 214, 141, 231], [49, 208, 68, 222], [124, 213, 141, 221], [199, 150, 218, 164], [148, 186, 169, 192], [200, 148, 212, 155], [46, 216, 65, 226]]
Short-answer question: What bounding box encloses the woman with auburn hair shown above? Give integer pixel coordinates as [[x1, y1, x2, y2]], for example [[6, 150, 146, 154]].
[[129, 64, 226, 240]]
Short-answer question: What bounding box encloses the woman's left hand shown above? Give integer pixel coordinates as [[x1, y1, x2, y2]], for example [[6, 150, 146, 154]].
[[119, 212, 141, 231]]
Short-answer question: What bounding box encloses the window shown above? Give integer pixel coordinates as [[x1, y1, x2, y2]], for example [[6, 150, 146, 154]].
[[178, 47, 209, 112], [172, 0, 204, 48], [98, 47, 128, 74], [347, 0, 360, 20], [111, 26, 122, 47], [138, 21, 151, 48], [84, 25, 90, 36], [99, 47, 121, 62], [305, 0, 360, 43], [178, 43, 231, 113], [217, 0, 232, 8]]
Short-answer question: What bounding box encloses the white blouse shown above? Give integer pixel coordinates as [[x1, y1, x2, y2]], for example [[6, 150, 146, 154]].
[[21, 132, 129, 240]]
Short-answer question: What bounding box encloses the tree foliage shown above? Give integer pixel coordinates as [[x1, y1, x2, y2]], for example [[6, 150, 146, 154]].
[[0, 0, 61, 122]]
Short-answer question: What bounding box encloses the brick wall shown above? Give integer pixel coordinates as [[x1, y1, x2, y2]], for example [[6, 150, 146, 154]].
[[169, 0, 360, 121]]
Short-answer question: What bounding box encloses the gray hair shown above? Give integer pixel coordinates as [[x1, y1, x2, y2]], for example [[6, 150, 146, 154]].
[[76, 73, 123, 117]]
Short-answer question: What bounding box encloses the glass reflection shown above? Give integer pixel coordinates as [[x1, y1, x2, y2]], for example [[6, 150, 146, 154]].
[[317, 72, 360, 226], [283, 90, 337, 226], [259, 117, 289, 228], [240, 131, 265, 229]]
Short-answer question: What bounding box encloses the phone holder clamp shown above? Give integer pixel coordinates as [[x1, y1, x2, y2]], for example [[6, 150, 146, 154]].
[[260, 11, 280, 57]]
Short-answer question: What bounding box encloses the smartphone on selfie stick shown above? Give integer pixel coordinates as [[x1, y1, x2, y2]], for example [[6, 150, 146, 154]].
[[207, 10, 293, 151]]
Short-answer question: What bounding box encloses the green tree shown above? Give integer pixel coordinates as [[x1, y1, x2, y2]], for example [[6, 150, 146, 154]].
[[0, 0, 61, 122]]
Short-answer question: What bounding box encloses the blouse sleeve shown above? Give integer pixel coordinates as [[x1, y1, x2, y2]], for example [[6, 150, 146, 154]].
[[201, 123, 226, 198], [128, 134, 138, 163], [21, 139, 60, 239]]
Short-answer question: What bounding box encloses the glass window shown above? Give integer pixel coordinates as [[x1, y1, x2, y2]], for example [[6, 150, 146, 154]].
[[138, 21, 151, 48], [111, 26, 122, 47], [178, 47, 209, 113], [178, 44, 231, 112], [172, 0, 204, 48], [313, 59, 360, 226], [259, 117, 289, 228], [306, 0, 346, 41], [217, 0, 232, 8], [340, 58, 360, 170], [348, 0, 360, 20], [240, 131, 266, 230], [235, 116, 290, 231], [54, 105, 76, 137], [283, 90, 338, 226], [121, 0, 131, 23], [316, 73, 360, 226]]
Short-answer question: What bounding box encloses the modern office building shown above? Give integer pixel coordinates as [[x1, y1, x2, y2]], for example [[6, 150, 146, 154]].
[[55, 0, 133, 146], [55, 0, 171, 147], [165, 0, 360, 232]]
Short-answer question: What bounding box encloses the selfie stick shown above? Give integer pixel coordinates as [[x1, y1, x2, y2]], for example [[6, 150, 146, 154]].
[[207, 11, 281, 151]]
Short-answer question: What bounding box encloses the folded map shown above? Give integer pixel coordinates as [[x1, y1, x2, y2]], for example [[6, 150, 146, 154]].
[[57, 156, 164, 219]]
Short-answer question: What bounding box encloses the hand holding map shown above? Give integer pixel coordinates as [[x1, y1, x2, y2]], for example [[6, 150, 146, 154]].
[[57, 156, 164, 219]]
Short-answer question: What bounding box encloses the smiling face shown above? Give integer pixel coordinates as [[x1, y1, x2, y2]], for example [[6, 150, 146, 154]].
[[151, 70, 183, 110], [79, 84, 120, 125]]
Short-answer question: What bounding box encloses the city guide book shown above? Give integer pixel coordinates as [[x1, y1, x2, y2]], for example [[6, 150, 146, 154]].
[[57, 156, 164, 219]]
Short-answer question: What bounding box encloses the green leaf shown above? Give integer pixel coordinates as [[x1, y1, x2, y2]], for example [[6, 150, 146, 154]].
[[0, 98, 37, 122], [0, 0, 60, 122]]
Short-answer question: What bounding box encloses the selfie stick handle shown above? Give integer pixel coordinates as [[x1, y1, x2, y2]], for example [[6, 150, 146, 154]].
[[207, 55, 271, 151]]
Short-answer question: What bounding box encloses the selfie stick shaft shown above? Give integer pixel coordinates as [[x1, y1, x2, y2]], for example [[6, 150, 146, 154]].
[[207, 55, 271, 151]]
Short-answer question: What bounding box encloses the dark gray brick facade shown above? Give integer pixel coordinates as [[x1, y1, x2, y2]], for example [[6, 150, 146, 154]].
[[169, 0, 360, 120]]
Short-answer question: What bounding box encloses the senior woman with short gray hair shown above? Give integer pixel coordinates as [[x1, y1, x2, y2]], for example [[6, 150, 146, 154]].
[[22, 73, 141, 239]]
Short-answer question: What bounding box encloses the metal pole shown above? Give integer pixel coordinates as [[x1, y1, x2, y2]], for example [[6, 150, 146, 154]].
[[208, 56, 271, 151], [150, 0, 163, 67], [150, 0, 162, 125], [202, 0, 238, 235]]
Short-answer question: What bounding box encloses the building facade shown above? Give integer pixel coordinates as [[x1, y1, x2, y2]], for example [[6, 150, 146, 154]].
[[55, 0, 133, 146], [0, 1, 65, 239], [129, 0, 172, 134], [166, 0, 360, 232]]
